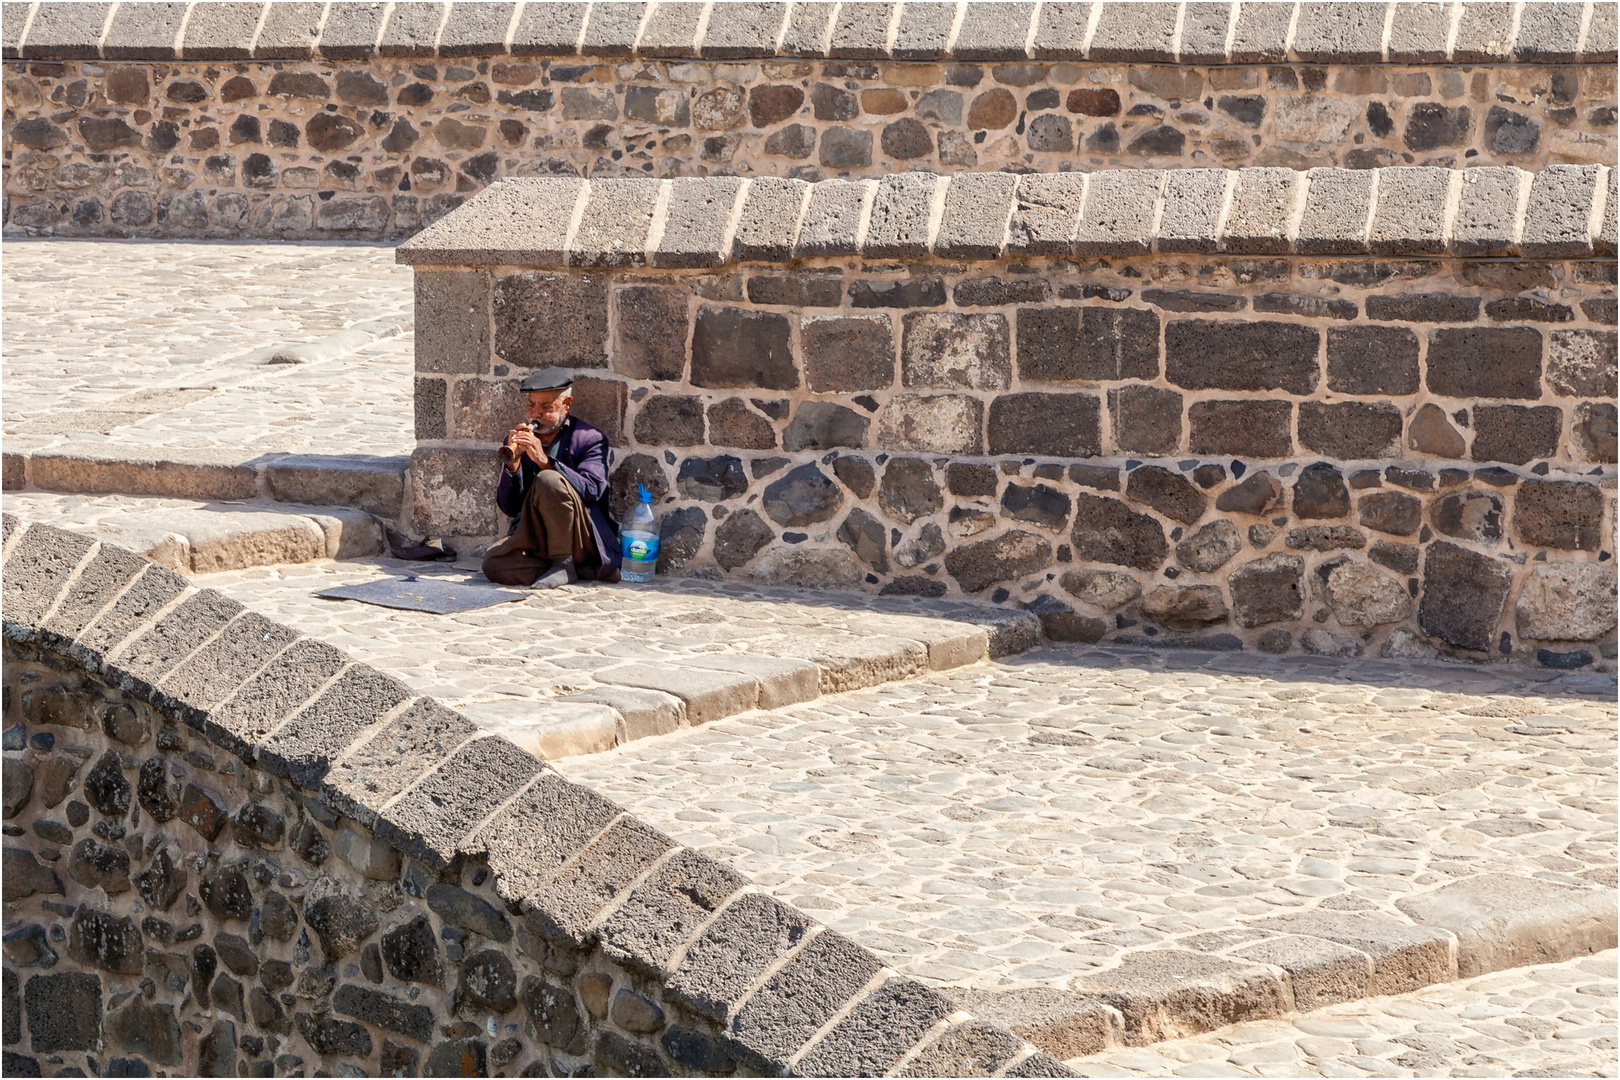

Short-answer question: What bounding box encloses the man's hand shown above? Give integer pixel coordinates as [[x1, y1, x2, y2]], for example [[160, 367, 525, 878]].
[[504, 426, 549, 471]]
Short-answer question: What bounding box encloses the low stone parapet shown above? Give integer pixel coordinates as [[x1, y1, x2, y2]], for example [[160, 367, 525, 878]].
[[398, 170, 1617, 666]]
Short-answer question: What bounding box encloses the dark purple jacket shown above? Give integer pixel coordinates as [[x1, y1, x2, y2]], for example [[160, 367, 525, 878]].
[[495, 416, 621, 580]]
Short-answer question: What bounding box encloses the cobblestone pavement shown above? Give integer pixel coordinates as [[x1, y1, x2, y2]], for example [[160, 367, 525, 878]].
[[557, 646, 1616, 994], [1, 240, 412, 459], [1068, 950, 1618, 1077]]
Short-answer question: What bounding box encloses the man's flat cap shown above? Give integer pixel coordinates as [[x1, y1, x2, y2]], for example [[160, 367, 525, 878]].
[[519, 368, 573, 393]]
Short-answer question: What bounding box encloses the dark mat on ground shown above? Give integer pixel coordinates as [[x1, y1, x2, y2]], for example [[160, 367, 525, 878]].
[[317, 574, 526, 614]]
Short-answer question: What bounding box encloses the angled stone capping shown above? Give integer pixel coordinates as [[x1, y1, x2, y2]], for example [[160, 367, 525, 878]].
[[7, 1, 1618, 63], [397, 165, 1617, 269], [0, 512, 1074, 1077]]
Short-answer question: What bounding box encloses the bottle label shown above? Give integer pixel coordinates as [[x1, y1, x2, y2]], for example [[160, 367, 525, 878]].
[[624, 536, 659, 563]]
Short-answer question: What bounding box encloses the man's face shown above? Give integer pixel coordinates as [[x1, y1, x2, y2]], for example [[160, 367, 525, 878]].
[[527, 389, 571, 434]]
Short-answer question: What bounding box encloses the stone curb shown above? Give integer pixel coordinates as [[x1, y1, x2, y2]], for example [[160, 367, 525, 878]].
[[2, 513, 1618, 1067], [7, 1, 1616, 64], [0, 512, 1075, 1076], [397, 166, 1617, 269], [2, 448, 410, 524]]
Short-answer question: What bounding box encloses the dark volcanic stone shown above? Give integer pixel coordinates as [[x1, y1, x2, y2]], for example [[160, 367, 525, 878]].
[[1403, 102, 1472, 150], [200, 866, 253, 922], [676, 456, 747, 502], [657, 507, 707, 574], [296, 1012, 373, 1057], [1432, 491, 1504, 543], [1327, 325, 1420, 394], [838, 509, 890, 572], [1359, 491, 1423, 536], [290, 819, 329, 866], [803, 315, 896, 392], [305, 893, 379, 961], [987, 392, 1102, 457], [426, 882, 512, 942], [832, 456, 877, 498], [663, 1025, 731, 1073], [230, 802, 284, 849], [634, 395, 705, 446], [691, 305, 797, 390], [1370, 541, 1420, 575], [1017, 307, 1159, 381], [713, 510, 774, 571], [1420, 541, 1513, 650], [1230, 554, 1305, 627], [1215, 472, 1282, 516], [84, 751, 131, 819], [1285, 525, 1366, 551], [763, 465, 844, 527], [783, 402, 869, 451], [523, 976, 589, 1056], [249, 986, 292, 1035], [1470, 404, 1562, 465], [493, 272, 608, 369], [70, 909, 144, 975], [706, 399, 777, 450], [1002, 484, 1072, 531], [67, 837, 130, 894], [1187, 399, 1293, 458], [214, 933, 258, 977], [334, 983, 436, 1041], [879, 459, 944, 524], [1298, 402, 1403, 459], [1126, 466, 1207, 525], [108, 995, 181, 1066], [1513, 480, 1605, 550], [1176, 520, 1243, 572], [1069, 494, 1168, 570], [614, 285, 688, 381], [1426, 327, 1544, 400], [24, 971, 102, 1052], [1291, 463, 1351, 519], [947, 463, 998, 497], [382, 914, 443, 985], [177, 782, 227, 839], [198, 1018, 236, 1078], [260, 890, 298, 941], [136, 757, 176, 822], [1110, 386, 1183, 456], [944, 531, 1054, 593], [1165, 320, 1320, 394]]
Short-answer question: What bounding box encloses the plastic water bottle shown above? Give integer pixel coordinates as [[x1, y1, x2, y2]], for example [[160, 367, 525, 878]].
[[620, 484, 659, 583]]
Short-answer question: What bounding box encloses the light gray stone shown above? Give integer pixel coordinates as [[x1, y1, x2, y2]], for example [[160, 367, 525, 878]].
[[1515, 564, 1617, 641], [1325, 561, 1413, 628], [1521, 165, 1600, 257], [1291, 2, 1387, 62], [701, 2, 789, 58], [1073, 170, 1163, 255], [1297, 169, 1373, 255], [571, 178, 661, 267], [655, 177, 745, 269], [1452, 1, 1517, 61], [397, 178, 584, 265], [1233, 935, 1373, 1012], [864, 173, 941, 259], [1088, 1, 1178, 62], [580, 1, 645, 56], [1387, 1, 1450, 61], [596, 664, 760, 726], [1250, 912, 1457, 996], [951, 2, 1035, 60], [935, 173, 1019, 259], [1369, 167, 1451, 255], [1008, 174, 1087, 256], [1395, 874, 1618, 978], [1178, 2, 1234, 62], [1031, 1, 1092, 59], [1222, 168, 1300, 255], [1452, 167, 1525, 256], [1228, 1, 1293, 61], [795, 179, 873, 258], [1157, 169, 1228, 254], [733, 177, 810, 262]]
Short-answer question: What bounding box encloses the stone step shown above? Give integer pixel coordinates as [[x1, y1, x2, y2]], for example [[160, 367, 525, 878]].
[[0, 492, 385, 574], [2, 447, 409, 525]]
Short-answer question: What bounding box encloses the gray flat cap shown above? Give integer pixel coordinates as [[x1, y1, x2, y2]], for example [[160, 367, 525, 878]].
[[519, 368, 574, 393]]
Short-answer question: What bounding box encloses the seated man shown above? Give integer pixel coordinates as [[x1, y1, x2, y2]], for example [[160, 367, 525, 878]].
[[482, 369, 621, 588]]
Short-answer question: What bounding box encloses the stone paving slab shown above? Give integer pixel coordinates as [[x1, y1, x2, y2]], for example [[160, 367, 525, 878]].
[[179, 556, 1037, 760], [1, 240, 413, 502], [1067, 950, 1618, 1077], [555, 644, 1617, 1044], [0, 490, 385, 571]]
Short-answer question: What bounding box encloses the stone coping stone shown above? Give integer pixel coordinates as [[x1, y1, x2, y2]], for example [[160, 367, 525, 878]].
[[5, 514, 1616, 1068], [399, 166, 1616, 268], [11, 1, 1616, 63], [0, 513, 1066, 1074]]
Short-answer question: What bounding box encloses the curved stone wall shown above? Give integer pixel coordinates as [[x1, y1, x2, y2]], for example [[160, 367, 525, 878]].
[[0, 515, 1075, 1077]]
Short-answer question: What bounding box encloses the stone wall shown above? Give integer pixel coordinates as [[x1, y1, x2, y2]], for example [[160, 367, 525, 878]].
[[402, 170, 1617, 667], [1, 517, 1072, 1078], [4, 1, 1617, 240]]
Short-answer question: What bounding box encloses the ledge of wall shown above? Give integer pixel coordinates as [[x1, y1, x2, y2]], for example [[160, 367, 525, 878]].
[[398, 166, 1619, 269], [0, 513, 1076, 1077], [6, 1, 1618, 66]]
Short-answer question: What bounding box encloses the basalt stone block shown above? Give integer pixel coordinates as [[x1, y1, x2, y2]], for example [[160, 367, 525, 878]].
[[762, 464, 843, 527], [935, 172, 1020, 259], [1073, 170, 1163, 255], [707, 400, 777, 451], [1514, 480, 1605, 551], [110, 588, 245, 693], [599, 847, 746, 976], [1474, 402, 1565, 468], [1419, 541, 1514, 650], [1407, 403, 1467, 459], [798, 976, 951, 1077], [322, 698, 478, 828], [1155, 169, 1228, 254], [691, 306, 797, 390], [1008, 174, 1088, 256], [415, 270, 490, 376], [1018, 306, 1159, 382], [204, 637, 348, 760], [101, 2, 188, 60], [1522, 164, 1600, 257], [1452, 167, 1525, 257], [1188, 400, 1292, 459], [20, 3, 113, 60], [84, 751, 133, 819], [376, 735, 542, 869], [783, 403, 869, 452], [254, 3, 324, 58], [1360, 491, 1423, 537], [1165, 320, 1319, 394], [657, 177, 745, 268], [318, 2, 386, 58], [748, 275, 841, 308], [1292, 463, 1351, 519], [1574, 402, 1618, 463], [1002, 484, 1072, 532], [23, 971, 101, 1052], [732, 177, 810, 262], [795, 179, 871, 257], [1070, 494, 1167, 571], [879, 459, 944, 525], [988, 393, 1101, 458], [492, 272, 608, 369], [200, 866, 253, 921], [803, 315, 895, 392], [826, 2, 893, 58], [108, 995, 182, 1066], [945, 530, 1054, 594], [528, 816, 676, 948], [1230, 554, 1304, 627], [677, 456, 748, 503], [634, 395, 706, 446], [1126, 465, 1207, 525], [297, 1012, 373, 1058], [3, 525, 96, 631], [69, 909, 144, 976], [614, 286, 689, 382], [1299, 402, 1403, 459], [865, 173, 941, 259], [849, 277, 947, 309], [731, 930, 883, 1066], [509, 2, 586, 54], [1110, 386, 1182, 457], [1327, 325, 1420, 395], [1176, 520, 1243, 573]]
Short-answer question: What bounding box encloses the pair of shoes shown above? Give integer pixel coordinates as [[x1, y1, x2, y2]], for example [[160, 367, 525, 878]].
[[390, 537, 458, 561], [530, 557, 578, 590]]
